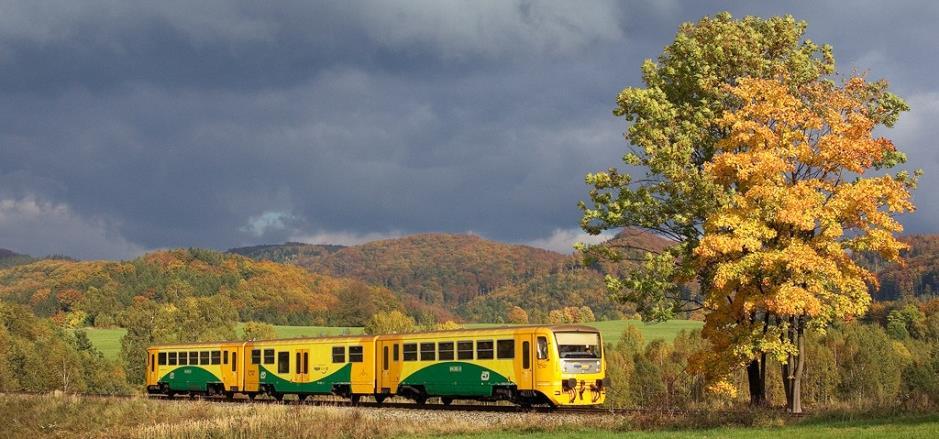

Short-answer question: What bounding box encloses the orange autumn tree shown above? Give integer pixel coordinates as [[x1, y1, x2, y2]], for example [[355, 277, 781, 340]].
[[695, 75, 917, 413]]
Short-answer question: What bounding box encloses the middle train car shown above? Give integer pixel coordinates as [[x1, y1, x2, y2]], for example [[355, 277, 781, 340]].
[[145, 325, 606, 407]]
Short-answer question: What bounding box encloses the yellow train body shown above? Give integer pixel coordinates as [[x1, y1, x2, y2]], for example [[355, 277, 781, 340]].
[[146, 325, 605, 407]]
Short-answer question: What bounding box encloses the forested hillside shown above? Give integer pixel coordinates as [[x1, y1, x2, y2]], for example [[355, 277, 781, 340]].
[[229, 231, 675, 322], [0, 248, 401, 327], [228, 242, 344, 264], [294, 233, 569, 307], [871, 235, 939, 300]]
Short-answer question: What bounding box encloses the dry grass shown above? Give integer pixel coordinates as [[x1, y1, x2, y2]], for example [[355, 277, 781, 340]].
[[0, 393, 629, 438], [3, 393, 933, 439]]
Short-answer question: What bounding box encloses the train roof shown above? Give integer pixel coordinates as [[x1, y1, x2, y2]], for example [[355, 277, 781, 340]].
[[147, 324, 601, 350]]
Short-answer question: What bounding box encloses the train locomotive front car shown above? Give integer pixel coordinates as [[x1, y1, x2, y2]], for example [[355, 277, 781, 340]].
[[376, 325, 606, 407]]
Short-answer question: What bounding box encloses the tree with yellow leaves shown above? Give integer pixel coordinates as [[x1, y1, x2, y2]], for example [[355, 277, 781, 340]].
[[695, 75, 916, 413]]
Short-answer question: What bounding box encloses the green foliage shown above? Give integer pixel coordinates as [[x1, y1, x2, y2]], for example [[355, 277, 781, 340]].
[[0, 302, 128, 393], [886, 304, 928, 339]]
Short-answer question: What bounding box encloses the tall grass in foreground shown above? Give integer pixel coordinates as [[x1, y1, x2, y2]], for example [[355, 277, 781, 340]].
[[4, 393, 937, 438]]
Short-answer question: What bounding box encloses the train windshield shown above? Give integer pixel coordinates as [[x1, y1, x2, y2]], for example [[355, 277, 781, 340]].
[[555, 332, 601, 359]]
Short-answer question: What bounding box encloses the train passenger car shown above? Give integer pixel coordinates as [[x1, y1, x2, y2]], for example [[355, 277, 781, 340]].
[[146, 341, 243, 397], [375, 325, 605, 406], [242, 335, 378, 402]]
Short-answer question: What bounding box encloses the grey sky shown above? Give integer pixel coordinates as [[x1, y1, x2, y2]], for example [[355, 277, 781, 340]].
[[0, 1, 936, 259]]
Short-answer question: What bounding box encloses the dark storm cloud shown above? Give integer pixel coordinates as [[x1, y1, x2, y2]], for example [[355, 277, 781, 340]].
[[0, 0, 936, 259]]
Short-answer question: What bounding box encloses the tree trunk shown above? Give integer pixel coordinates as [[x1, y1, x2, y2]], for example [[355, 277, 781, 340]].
[[746, 358, 767, 405], [790, 318, 805, 414]]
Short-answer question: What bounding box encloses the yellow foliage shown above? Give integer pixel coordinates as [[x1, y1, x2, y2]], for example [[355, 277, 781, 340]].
[[695, 76, 916, 374]]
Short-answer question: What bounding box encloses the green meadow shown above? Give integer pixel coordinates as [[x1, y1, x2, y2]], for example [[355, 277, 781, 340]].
[[81, 319, 702, 360]]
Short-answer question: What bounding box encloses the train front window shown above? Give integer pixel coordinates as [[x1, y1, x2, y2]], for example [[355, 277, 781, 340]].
[[555, 332, 601, 359]]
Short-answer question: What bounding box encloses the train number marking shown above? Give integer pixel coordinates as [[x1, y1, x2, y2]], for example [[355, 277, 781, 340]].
[[481, 371, 490, 381]]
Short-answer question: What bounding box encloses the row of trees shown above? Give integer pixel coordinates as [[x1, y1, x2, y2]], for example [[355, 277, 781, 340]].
[[606, 300, 939, 410]]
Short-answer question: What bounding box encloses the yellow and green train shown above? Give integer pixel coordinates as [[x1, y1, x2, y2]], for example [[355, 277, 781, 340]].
[[146, 325, 606, 407]]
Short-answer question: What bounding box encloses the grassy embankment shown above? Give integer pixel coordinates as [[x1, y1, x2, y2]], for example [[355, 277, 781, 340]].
[[2, 393, 936, 438], [82, 319, 702, 360]]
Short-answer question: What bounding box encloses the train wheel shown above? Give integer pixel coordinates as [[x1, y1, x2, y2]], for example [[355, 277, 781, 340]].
[[298, 394, 308, 402], [415, 396, 427, 406], [273, 393, 284, 401], [350, 394, 361, 405], [247, 393, 256, 401], [441, 397, 453, 406], [225, 392, 234, 401], [373, 394, 386, 405]]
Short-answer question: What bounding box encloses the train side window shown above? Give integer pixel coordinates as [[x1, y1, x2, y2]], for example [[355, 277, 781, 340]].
[[296, 352, 302, 373], [393, 344, 399, 361], [278, 351, 289, 373], [523, 341, 530, 369], [438, 342, 454, 361], [349, 346, 363, 363], [497, 340, 514, 359], [158, 352, 167, 366], [223, 351, 229, 365], [190, 352, 199, 365], [178, 352, 188, 366], [457, 341, 474, 360], [403, 343, 417, 361], [264, 349, 275, 364], [251, 349, 261, 365], [477, 340, 494, 359], [536, 336, 548, 360], [383, 346, 389, 370], [168, 352, 177, 366], [151, 354, 156, 371], [303, 352, 309, 373], [419, 343, 435, 361], [332, 346, 346, 363], [201, 351, 210, 365], [211, 351, 221, 365], [232, 352, 237, 371]]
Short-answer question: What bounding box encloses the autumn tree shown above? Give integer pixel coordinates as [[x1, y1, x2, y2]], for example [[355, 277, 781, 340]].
[[242, 321, 278, 341], [693, 75, 914, 413], [578, 12, 898, 406], [363, 310, 417, 335], [506, 306, 529, 324]]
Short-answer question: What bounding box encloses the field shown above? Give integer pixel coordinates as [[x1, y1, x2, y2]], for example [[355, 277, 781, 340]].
[[81, 319, 701, 360], [2, 393, 936, 438]]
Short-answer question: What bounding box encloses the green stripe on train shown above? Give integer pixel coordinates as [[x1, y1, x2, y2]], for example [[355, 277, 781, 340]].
[[400, 361, 512, 397], [259, 363, 351, 393], [158, 366, 222, 392]]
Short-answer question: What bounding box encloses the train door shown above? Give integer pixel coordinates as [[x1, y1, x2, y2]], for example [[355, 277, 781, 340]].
[[533, 333, 553, 390], [220, 346, 238, 390], [517, 336, 534, 390], [296, 348, 309, 384], [244, 346, 260, 392], [379, 341, 401, 393]]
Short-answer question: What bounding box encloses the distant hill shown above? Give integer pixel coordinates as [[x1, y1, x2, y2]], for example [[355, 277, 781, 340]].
[[228, 242, 345, 263], [0, 248, 35, 269], [229, 231, 674, 322], [294, 233, 568, 309], [870, 235, 939, 301], [0, 248, 401, 327]]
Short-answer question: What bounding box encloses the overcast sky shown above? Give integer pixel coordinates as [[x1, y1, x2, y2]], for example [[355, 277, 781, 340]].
[[0, 0, 936, 259]]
